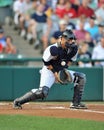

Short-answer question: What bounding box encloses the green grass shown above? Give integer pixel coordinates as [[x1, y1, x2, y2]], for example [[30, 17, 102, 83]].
[[0, 115, 104, 130]]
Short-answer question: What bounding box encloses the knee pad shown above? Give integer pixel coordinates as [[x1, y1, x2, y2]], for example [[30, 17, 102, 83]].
[[35, 86, 49, 99], [39, 86, 49, 98], [74, 72, 86, 91]]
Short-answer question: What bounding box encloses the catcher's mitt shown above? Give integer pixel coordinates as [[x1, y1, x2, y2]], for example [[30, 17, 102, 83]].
[[58, 69, 72, 85]]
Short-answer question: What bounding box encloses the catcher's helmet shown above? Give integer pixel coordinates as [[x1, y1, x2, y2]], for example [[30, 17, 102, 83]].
[[62, 29, 76, 40], [61, 29, 77, 48]]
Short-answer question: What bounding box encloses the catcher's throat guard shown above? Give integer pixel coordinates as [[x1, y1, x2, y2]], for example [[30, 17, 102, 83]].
[[58, 69, 72, 85]]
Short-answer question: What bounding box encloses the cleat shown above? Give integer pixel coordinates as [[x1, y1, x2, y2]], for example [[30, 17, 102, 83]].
[[13, 99, 22, 109], [70, 102, 88, 109]]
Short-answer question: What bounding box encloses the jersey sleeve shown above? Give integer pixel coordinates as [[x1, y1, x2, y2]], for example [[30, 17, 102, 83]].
[[42, 45, 58, 66], [71, 52, 78, 61], [69, 44, 78, 62], [42, 46, 53, 65]]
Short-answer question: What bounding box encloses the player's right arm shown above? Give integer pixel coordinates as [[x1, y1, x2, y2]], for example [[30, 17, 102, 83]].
[[42, 45, 58, 70], [42, 45, 60, 81]]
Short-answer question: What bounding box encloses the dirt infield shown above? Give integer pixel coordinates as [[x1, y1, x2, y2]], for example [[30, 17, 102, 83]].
[[0, 102, 104, 122]]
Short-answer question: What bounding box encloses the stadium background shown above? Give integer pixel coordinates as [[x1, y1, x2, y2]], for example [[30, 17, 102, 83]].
[[0, 0, 104, 129]]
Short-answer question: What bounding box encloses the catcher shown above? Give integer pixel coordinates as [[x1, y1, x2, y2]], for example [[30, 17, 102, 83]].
[[13, 29, 87, 109]]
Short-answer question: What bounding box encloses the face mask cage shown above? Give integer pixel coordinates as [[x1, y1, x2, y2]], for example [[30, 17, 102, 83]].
[[61, 34, 76, 48], [61, 29, 77, 48], [62, 32, 76, 41]]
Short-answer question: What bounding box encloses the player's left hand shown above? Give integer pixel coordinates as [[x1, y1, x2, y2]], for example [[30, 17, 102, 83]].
[[54, 72, 64, 84], [57, 69, 72, 85]]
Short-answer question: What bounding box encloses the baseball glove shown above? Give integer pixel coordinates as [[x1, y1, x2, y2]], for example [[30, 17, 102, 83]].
[[58, 69, 72, 85]]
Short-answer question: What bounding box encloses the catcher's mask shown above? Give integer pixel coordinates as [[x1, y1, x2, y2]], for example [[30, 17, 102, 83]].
[[62, 29, 76, 48]]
